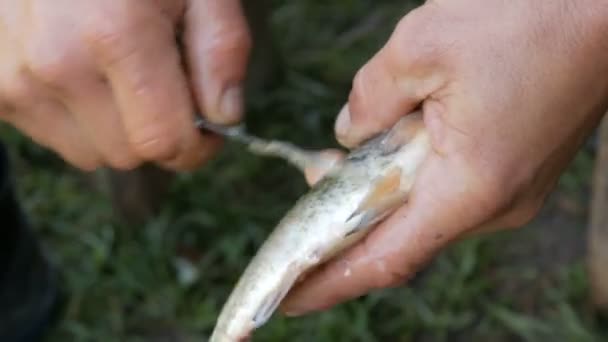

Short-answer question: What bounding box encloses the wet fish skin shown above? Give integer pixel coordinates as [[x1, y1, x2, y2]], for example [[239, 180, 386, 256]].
[[210, 113, 430, 342]]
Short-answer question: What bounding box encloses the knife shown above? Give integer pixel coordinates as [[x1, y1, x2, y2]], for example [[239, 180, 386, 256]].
[[194, 116, 322, 172]]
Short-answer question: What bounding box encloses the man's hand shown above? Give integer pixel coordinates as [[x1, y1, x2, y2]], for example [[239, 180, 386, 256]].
[[281, 0, 608, 315], [0, 0, 251, 171]]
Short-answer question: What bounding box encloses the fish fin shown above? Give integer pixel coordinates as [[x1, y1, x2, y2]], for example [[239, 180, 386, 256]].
[[380, 112, 425, 155], [252, 265, 300, 328], [343, 199, 404, 238], [345, 168, 408, 237], [345, 209, 385, 237], [354, 167, 403, 215]]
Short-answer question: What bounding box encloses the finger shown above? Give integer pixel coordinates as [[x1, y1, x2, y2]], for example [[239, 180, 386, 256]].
[[62, 78, 140, 170], [183, 0, 252, 124], [17, 9, 139, 170], [0, 67, 102, 170], [335, 14, 445, 148], [9, 102, 102, 171], [87, 8, 214, 171], [281, 152, 495, 316], [303, 149, 346, 186]]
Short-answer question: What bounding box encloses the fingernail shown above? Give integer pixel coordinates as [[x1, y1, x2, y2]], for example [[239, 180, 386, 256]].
[[335, 104, 351, 139], [219, 86, 243, 124]]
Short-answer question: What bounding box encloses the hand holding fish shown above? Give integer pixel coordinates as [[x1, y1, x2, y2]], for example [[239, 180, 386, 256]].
[[281, 0, 608, 316]]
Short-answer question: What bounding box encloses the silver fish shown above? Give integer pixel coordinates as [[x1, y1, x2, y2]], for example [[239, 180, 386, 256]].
[[209, 112, 430, 341]]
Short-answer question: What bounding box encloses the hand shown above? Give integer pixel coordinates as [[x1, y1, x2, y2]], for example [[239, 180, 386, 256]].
[[0, 0, 251, 171], [281, 0, 608, 315]]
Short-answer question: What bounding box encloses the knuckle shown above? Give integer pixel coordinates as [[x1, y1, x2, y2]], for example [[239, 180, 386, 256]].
[[388, 9, 444, 69], [83, 11, 144, 69], [128, 124, 181, 161], [27, 59, 73, 87], [25, 44, 77, 86], [206, 28, 252, 61], [20, 30, 94, 97], [393, 6, 430, 37], [86, 30, 136, 69]]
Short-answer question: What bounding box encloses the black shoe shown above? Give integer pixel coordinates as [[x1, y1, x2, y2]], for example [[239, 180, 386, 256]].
[[0, 145, 65, 342]]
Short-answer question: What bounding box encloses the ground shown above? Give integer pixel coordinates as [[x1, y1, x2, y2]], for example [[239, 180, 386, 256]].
[[1, 0, 607, 341]]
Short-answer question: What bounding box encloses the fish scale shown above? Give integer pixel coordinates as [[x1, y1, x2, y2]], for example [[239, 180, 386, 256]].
[[205, 112, 430, 341]]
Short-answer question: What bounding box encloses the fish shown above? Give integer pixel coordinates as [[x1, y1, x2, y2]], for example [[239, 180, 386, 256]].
[[206, 111, 431, 341]]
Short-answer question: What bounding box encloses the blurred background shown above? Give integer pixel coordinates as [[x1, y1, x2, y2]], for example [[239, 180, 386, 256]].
[[1, 0, 607, 341]]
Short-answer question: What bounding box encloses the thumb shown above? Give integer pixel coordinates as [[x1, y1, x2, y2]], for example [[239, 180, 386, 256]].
[[183, 0, 252, 124], [335, 15, 445, 148], [303, 149, 346, 186]]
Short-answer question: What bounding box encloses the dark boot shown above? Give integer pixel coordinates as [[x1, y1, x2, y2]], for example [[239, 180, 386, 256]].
[[0, 144, 64, 342]]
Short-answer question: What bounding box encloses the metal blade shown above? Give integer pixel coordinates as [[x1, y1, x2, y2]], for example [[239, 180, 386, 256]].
[[194, 116, 322, 172]]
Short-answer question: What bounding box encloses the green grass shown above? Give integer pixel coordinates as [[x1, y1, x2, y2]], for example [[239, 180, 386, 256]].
[[1, 0, 607, 341]]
